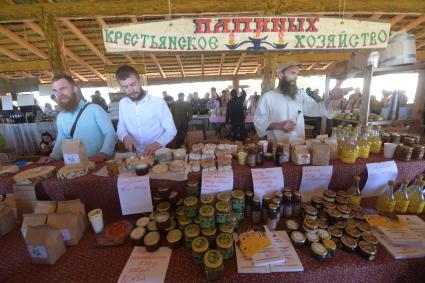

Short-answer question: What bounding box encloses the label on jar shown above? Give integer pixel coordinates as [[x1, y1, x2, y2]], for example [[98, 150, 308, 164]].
[[358, 147, 370, 158], [341, 151, 356, 164], [370, 142, 382, 154], [348, 195, 362, 207], [407, 200, 425, 213], [394, 200, 409, 213], [377, 200, 396, 213]]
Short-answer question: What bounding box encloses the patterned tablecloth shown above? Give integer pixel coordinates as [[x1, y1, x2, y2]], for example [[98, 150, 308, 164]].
[[0, 122, 57, 156], [0, 156, 425, 282]]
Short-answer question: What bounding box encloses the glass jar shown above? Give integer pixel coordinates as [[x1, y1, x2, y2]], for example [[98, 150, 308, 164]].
[[192, 236, 209, 265], [201, 226, 217, 248], [216, 233, 234, 260], [251, 196, 262, 224], [184, 196, 199, 219], [395, 145, 413, 161], [203, 250, 224, 281], [227, 211, 238, 229], [186, 180, 200, 197], [231, 190, 245, 212], [262, 196, 271, 223], [292, 191, 302, 217], [215, 200, 230, 224], [178, 216, 192, 230], [184, 224, 200, 249], [199, 205, 216, 230], [411, 144, 425, 160], [283, 192, 293, 217], [247, 145, 257, 167], [275, 143, 283, 166], [216, 192, 231, 204], [245, 191, 254, 217], [267, 203, 278, 231], [200, 194, 215, 206]]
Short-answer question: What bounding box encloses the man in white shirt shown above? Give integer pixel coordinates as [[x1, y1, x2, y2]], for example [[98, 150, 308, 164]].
[[254, 61, 348, 144], [115, 65, 177, 156]]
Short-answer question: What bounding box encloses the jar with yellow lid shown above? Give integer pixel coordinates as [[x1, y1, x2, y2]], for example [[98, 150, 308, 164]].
[[203, 250, 224, 281], [184, 196, 199, 219], [215, 200, 230, 224], [178, 216, 192, 230], [166, 229, 183, 249], [218, 224, 233, 234], [231, 190, 245, 212], [216, 233, 234, 260], [192, 236, 209, 265], [200, 194, 215, 206], [201, 226, 217, 248], [227, 211, 239, 229], [176, 206, 186, 217], [184, 224, 200, 249], [199, 205, 216, 230], [186, 180, 200, 197], [216, 192, 231, 204], [157, 201, 171, 212], [144, 231, 161, 252]]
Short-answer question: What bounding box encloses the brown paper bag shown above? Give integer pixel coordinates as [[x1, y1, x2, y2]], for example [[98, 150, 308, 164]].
[[56, 199, 87, 232], [312, 143, 331, 166], [33, 201, 57, 214], [62, 139, 89, 166], [13, 184, 37, 218], [21, 213, 47, 238], [3, 193, 18, 219], [47, 213, 84, 246], [291, 145, 311, 165], [0, 205, 17, 235], [25, 225, 66, 265]]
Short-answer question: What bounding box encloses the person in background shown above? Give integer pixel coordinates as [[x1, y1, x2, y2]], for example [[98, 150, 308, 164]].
[[90, 90, 108, 112], [306, 88, 322, 103], [381, 89, 392, 108], [226, 88, 247, 141], [19, 99, 43, 123], [115, 65, 176, 156], [44, 103, 56, 118], [191, 92, 202, 115], [162, 91, 174, 107], [38, 74, 116, 164], [171, 92, 193, 146], [345, 88, 362, 111], [247, 91, 260, 114], [211, 87, 221, 105], [207, 91, 220, 113], [39, 132, 55, 156], [370, 95, 381, 114], [330, 80, 353, 111], [187, 93, 193, 103]]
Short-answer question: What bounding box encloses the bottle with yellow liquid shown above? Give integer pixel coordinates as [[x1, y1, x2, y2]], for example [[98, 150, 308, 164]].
[[407, 174, 423, 194], [369, 127, 382, 154], [337, 128, 346, 159], [407, 180, 425, 214], [376, 180, 396, 213], [357, 130, 371, 159], [348, 176, 362, 207], [394, 179, 410, 213], [341, 134, 359, 164]]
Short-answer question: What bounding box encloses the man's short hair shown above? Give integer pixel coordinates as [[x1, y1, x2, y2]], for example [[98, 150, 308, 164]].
[[178, 92, 184, 98], [52, 74, 75, 85], [115, 65, 140, 81]]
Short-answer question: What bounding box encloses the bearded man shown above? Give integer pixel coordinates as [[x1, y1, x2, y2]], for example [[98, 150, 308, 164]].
[[115, 65, 176, 157], [38, 74, 115, 163], [254, 62, 347, 144]]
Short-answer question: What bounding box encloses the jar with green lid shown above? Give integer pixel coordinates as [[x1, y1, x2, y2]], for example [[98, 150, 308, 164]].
[[192, 236, 209, 265], [200, 194, 215, 205], [157, 201, 171, 212], [178, 216, 192, 230], [215, 200, 230, 224], [218, 224, 234, 234], [184, 196, 199, 219], [231, 190, 245, 212], [216, 233, 234, 260], [203, 250, 224, 281], [184, 224, 200, 249], [199, 205, 216, 229], [176, 206, 186, 217], [245, 191, 254, 217], [216, 192, 231, 204], [201, 226, 217, 248], [186, 180, 200, 197], [227, 211, 239, 229]]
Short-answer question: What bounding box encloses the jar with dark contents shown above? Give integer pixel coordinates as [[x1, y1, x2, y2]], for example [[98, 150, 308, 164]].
[[251, 196, 262, 224], [381, 133, 391, 144], [267, 203, 278, 231], [186, 180, 200, 197], [267, 140, 273, 153], [245, 191, 254, 217], [203, 250, 224, 281], [395, 145, 413, 161], [275, 192, 284, 216], [256, 144, 264, 166], [247, 145, 257, 167], [403, 137, 416, 147], [283, 192, 293, 217], [262, 196, 271, 223], [390, 133, 401, 143], [292, 191, 302, 217], [411, 144, 425, 160], [275, 143, 283, 166]]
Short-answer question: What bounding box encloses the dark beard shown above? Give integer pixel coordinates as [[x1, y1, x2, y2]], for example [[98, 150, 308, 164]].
[[129, 88, 145, 102], [278, 79, 298, 100], [58, 92, 79, 112]]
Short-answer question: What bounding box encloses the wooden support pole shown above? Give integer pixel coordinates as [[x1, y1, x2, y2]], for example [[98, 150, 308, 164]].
[[39, 13, 69, 76], [411, 69, 425, 133], [261, 53, 277, 93]]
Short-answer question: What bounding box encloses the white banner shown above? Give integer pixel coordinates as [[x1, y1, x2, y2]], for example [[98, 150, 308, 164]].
[[103, 17, 391, 53]]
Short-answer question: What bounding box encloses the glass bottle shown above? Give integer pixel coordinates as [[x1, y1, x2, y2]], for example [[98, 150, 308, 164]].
[[329, 127, 339, 160], [283, 192, 293, 217], [337, 128, 346, 159], [245, 191, 253, 217], [394, 179, 410, 214], [247, 145, 257, 167], [275, 143, 283, 166], [357, 130, 371, 159], [348, 176, 362, 207], [407, 180, 425, 214], [251, 196, 262, 224], [267, 203, 278, 231], [369, 127, 382, 154], [272, 197, 281, 222], [261, 196, 271, 223], [292, 191, 302, 217], [341, 134, 358, 164], [256, 144, 264, 166], [407, 175, 423, 194], [376, 180, 396, 213]]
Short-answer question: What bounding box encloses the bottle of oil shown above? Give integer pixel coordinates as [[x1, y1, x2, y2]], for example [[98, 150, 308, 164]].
[[357, 130, 371, 159], [341, 134, 358, 164], [337, 128, 346, 159], [407, 180, 425, 214], [394, 179, 410, 213], [348, 176, 362, 206], [407, 175, 423, 194], [376, 180, 396, 213], [329, 127, 339, 160], [369, 127, 382, 154]]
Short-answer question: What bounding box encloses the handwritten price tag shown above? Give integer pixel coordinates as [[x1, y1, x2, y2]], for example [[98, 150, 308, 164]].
[[363, 161, 398, 197], [251, 168, 284, 201], [299, 166, 333, 202], [63, 153, 80, 165], [201, 170, 233, 195], [117, 172, 153, 215]]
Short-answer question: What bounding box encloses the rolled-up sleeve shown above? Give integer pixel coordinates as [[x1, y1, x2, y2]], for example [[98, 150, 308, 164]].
[[94, 106, 116, 157], [253, 95, 272, 138], [116, 100, 128, 142], [156, 100, 177, 147]]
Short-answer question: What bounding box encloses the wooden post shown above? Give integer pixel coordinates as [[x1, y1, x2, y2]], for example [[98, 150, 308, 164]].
[[39, 12, 69, 76], [359, 65, 373, 125], [411, 69, 425, 133], [232, 78, 239, 92], [320, 75, 331, 134], [261, 53, 277, 94]]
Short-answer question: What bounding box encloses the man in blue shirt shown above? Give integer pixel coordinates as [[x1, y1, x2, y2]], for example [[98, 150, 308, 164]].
[[38, 74, 116, 163]]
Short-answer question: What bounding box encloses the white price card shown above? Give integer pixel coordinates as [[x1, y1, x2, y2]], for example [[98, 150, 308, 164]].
[[363, 161, 398, 197], [299, 166, 333, 202], [251, 168, 284, 201], [117, 172, 153, 215], [201, 170, 233, 195]]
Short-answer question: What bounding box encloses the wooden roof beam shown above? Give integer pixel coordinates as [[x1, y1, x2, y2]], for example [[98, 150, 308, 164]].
[[176, 55, 185, 77], [369, 13, 383, 20], [0, 46, 25, 61], [70, 70, 88, 82], [150, 54, 166, 78], [398, 15, 425, 32], [417, 40, 425, 49], [416, 28, 425, 40], [219, 53, 226, 75], [390, 14, 406, 26], [130, 17, 138, 23], [66, 48, 106, 81], [277, 52, 351, 63], [307, 62, 318, 71], [234, 53, 246, 75], [201, 54, 204, 76]]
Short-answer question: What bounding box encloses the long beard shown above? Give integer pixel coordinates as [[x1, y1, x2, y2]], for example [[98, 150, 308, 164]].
[[58, 93, 79, 112], [278, 79, 298, 100]]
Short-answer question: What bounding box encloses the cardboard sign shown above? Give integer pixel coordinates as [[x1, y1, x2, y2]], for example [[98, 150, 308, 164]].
[[1, 95, 13, 111], [251, 168, 284, 200], [17, 93, 34, 107], [118, 247, 172, 283], [201, 170, 233, 195], [299, 166, 333, 202], [117, 173, 153, 215], [363, 161, 398, 197]]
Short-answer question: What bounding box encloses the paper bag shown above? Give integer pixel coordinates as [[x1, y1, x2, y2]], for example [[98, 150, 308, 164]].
[[312, 143, 330, 166], [13, 184, 37, 218], [25, 225, 66, 265], [21, 213, 47, 238], [33, 201, 57, 214], [47, 213, 84, 246], [0, 206, 17, 235], [56, 199, 87, 232], [62, 139, 89, 166], [291, 145, 310, 165], [325, 138, 338, 160], [3, 193, 18, 219]]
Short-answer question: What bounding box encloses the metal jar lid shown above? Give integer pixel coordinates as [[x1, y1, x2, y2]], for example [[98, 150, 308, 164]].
[[203, 250, 223, 269], [192, 236, 209, 253], [216, 232, 233, 249], [144, 231, 160, 246]]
